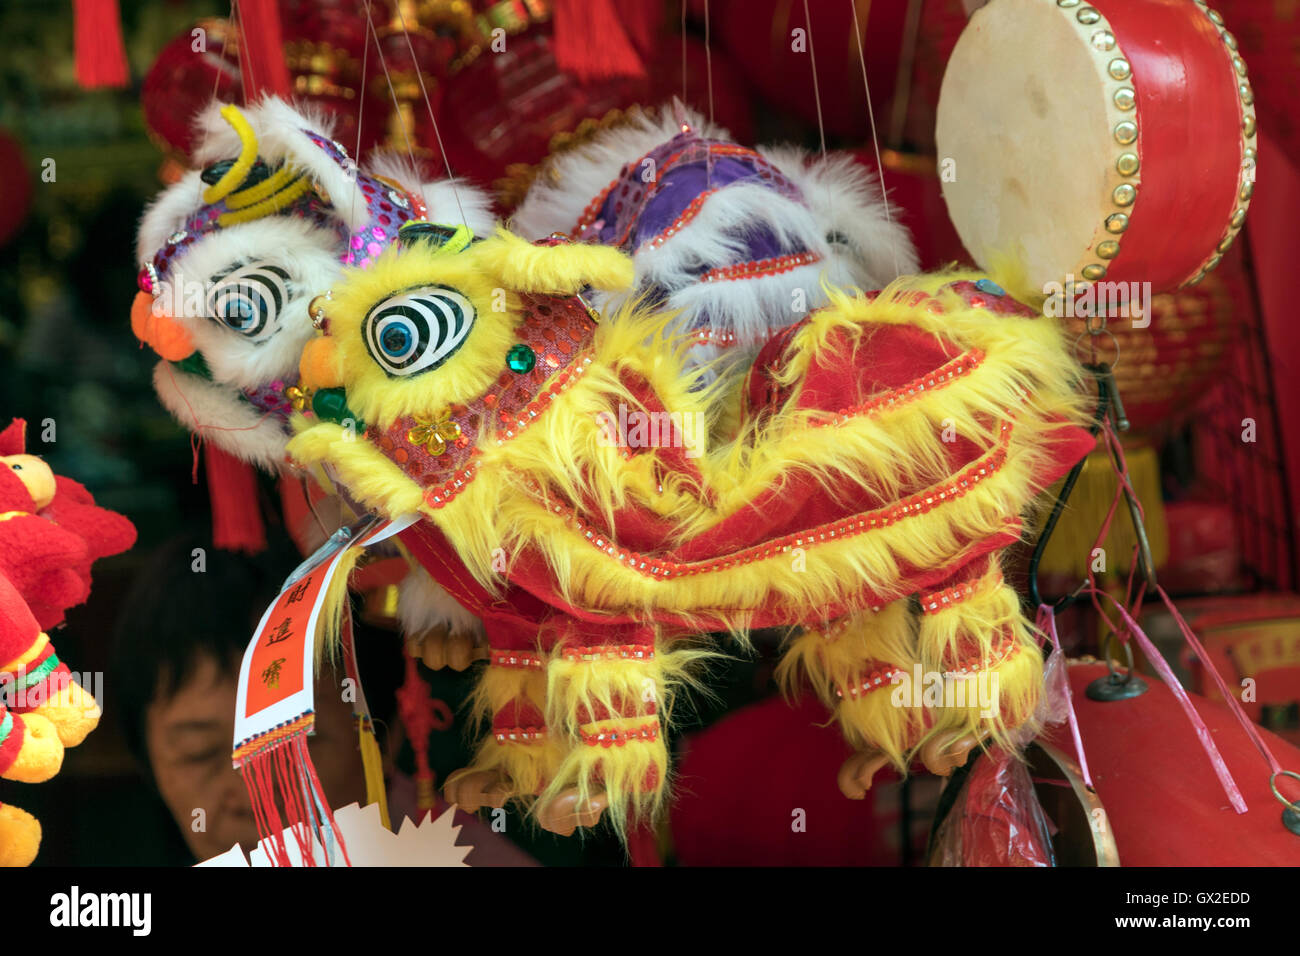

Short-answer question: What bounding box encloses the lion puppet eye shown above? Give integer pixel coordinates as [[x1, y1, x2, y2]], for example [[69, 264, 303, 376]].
[[362, 286, 476, 378], [206, 263, 292, 340]]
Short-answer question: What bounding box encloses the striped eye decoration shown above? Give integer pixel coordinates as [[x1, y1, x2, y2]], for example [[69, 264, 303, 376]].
[[206, 263, 292, 340], [362, 286, 476, 378]]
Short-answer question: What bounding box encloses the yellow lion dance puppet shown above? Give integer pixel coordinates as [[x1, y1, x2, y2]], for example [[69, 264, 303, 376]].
[[286, 223, 1094, 837]]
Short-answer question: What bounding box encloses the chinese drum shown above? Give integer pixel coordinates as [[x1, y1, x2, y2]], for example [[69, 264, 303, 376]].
[[936, 0, 1256, 294]]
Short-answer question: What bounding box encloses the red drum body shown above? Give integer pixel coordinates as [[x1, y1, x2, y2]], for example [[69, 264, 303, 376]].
[[1045, 663, 1300, 866], [937, 0, 1256, 296]]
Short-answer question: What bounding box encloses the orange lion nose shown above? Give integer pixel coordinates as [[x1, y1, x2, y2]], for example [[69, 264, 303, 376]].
[[299, 336, 342, 391], [130, 291, 195, 362]]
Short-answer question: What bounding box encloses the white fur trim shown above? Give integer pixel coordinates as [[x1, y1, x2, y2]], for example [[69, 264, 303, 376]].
[[397, 567, 483, 638], [757, 146, 919, 287], [151, 361, 289, 469], [136, 170, 210, 265]]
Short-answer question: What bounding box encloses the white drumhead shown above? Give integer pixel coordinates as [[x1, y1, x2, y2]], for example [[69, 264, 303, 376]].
[[937, 0, 1135, 292]]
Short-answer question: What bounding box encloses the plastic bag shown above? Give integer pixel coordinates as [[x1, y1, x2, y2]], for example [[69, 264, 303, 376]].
[[927, 639, 1074, 866]]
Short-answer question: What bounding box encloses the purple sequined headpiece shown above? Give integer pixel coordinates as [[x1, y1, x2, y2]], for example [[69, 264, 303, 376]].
[[137, 131, 427, 296]]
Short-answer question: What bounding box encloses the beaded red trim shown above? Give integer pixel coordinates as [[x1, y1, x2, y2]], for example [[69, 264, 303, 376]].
[[690, 326, 779, 349], [812, 611, 883, 642], [701, 251, 822, 283], [578, 722, 660, 748], [943, 634, 1021, 679], [493, 726, 548, 744], [810, 349, 985, 429], [495, 354, 594, 446], [491, 651, 545, 669], [835, 665, 907, 700], [647, 190, 716, 248], [562, 644, 656, 663], [421, 350, 596, 511], [919, 567, 1004, 615], [550, 421, 1014, 580]]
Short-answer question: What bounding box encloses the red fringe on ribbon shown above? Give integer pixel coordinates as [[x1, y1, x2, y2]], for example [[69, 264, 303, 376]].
[[238, 735, 352, 866]]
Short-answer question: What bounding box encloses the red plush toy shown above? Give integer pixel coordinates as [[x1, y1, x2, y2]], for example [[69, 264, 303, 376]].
[[0, 418, 136, 865], [0, 419, 136, 630]]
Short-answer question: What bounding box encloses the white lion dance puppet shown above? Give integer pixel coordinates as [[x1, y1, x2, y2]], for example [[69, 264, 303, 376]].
[[130, 96, 494, 549], [511, 104, 918, 370]]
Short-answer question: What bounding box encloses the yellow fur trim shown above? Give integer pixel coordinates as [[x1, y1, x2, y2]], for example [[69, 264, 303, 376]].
[[313, 544, 363, 669], [466, 665, 548, 728], [470, 228, 635, 295], [287, 418, 426, 519], [916, 617, 1043, 755], [449, 737, 567, 804], [916, 563, 1017, 665], [775, 601, 923, 768], [775, 601, 914, 706], [537, 716, 668, 841], [835, 676, 928, 769], [543, 637, 716, 735], [1, 632, 48, 672], [291, 263, 1089, 657], [534, 636, 716, 836], [450, 665, 557, 806]]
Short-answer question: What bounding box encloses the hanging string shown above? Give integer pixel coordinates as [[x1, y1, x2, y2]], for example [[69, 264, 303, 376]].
[[232, 0, 257, 107], [801, 0, 835, 267], [801, 0, 827, 159], [848, 0, 900, 278], [389, 0, 469, 226], [363, 5, 419, 165], [703, 0, 714, 127], [889, 0, 923, 150], [347, 0, 375, 259], [680, 0, 688, 104]]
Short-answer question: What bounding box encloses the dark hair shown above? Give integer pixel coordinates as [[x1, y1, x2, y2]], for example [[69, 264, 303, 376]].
[[110, 533, 300, 770]]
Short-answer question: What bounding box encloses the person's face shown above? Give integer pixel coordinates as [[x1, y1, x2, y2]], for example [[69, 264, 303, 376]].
[[144, 653, 369, 861]]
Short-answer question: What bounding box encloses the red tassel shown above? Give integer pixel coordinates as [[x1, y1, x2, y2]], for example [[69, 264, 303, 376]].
[[397, 654, 441, 820], [233, 0, 292, 99], [204, 444, 267, 554], [614, 0, 662, 60], [551, 0, 647, 82], [239, 737, 351, 866], [74, 0, 129, 90]]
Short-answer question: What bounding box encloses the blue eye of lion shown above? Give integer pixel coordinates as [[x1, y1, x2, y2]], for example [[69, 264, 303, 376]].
[[206, 263, 291, 340], [380, 323, 413, 357], [363, 285, 476, 378], [220, 299, 257, 330]]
